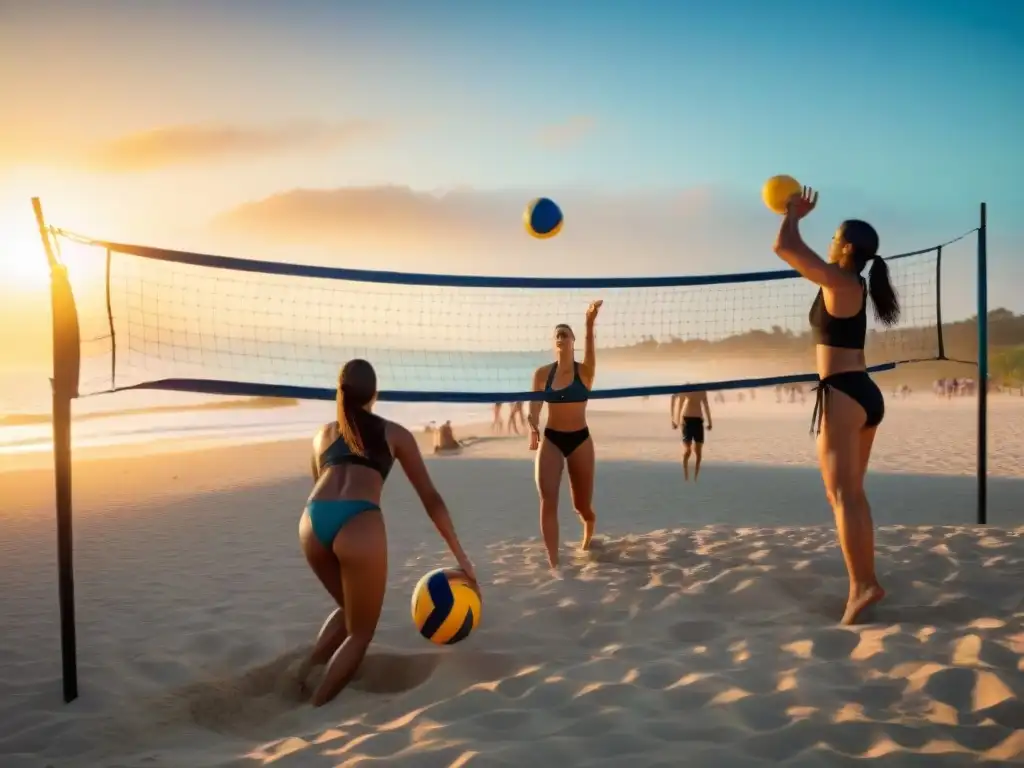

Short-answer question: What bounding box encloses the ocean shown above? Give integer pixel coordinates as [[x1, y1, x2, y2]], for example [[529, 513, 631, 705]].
[[0, 362, 654, 457]]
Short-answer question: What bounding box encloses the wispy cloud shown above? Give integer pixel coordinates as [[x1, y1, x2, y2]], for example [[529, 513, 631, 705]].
[[207, 183, 974, 286], [85, 120, 385, 172], [535, 116, 597, 149], [208, 184, 783, 277]]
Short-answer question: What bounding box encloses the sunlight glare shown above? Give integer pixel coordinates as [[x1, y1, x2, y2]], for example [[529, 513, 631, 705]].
[[0, 207, 49, 291]]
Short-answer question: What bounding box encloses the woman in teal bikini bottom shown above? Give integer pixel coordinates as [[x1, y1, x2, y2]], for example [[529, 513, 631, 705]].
[[297, 359, 477, 706]]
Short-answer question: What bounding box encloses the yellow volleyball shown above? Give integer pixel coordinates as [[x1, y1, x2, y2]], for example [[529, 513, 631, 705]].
[[411, 568, 481, 645], [762, 175, 802, 215]]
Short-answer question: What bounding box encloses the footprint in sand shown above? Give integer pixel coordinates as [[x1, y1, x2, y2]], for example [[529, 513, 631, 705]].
[[668, 620, 725, 644], [350, 652, 442, 694], [352, 650, 520, 696], [580, 538, 666, 567]]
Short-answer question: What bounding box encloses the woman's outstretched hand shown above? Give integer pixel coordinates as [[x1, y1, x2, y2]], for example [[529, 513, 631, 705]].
[[786, 186, 818, 220], [586, 299, 603, 325]]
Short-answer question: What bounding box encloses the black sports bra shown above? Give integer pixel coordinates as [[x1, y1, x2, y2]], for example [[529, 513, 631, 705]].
[[543, 362, 590, 404], [809, 281, 867, 350], [319, 412, 394, 479]]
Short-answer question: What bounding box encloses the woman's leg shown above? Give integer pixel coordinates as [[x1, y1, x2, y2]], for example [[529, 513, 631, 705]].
[[297, 512, 349, 682], [535, 437, 565, 569], [565, 437, 597, 551], [817, 391, 884, 625], [312, 508, 388, 707]]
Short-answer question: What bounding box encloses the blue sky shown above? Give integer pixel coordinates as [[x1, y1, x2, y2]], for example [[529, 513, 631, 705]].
[[0, 0, 1021, 367], [3, 0, 1021, 198]]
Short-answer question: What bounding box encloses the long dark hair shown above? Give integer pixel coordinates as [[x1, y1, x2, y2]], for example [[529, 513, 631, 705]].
[[337, 359, 376, 456], [841, 219, 901, 327]]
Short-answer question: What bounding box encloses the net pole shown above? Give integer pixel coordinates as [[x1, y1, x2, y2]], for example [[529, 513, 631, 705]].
[[31, 198, 80, 702], [976, 202, 988, 526]]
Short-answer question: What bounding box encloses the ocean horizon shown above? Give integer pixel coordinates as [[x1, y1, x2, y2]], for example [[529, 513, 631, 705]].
[[0, 361, 662, 457]]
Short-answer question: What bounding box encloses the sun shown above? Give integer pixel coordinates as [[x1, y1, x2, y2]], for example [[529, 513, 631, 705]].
[[0, 210, 50, 292]]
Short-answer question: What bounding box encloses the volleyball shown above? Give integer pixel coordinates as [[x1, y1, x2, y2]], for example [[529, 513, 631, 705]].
[[524, 197, 563, 239], [411, 568, 481, 645], [762, 175, 803, 215]]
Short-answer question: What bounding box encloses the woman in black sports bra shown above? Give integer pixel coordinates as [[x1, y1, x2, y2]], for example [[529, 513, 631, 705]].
[[297, 358, 477, 705], [773, 187, 900, 626], [527, 300, 603, 572]]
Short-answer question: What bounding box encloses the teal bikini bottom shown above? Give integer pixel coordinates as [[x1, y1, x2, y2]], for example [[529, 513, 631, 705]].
[[306, 499, 380, 548]]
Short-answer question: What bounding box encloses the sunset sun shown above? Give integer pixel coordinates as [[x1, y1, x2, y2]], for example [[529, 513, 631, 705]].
[[0, 212, 50, 292]]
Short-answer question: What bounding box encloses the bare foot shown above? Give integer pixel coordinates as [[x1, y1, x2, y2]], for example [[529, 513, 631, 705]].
[[580, 517, 596, 551], [545, 549, 560, 571], [841, 584, 886, 625]]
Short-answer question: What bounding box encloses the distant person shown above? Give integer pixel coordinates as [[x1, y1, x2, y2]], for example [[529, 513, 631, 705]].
[[670, 391, 713, 481], [528, 300, 603, 572], [298, 359, 477, 705], [491, 403, 504, 433], [507, 401, 525, 435], [773, 187, 900, 625], [433, 420, 460, 453]]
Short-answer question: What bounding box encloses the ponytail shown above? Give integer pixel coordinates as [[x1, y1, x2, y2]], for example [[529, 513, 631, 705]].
[[336, 385, 365, 456], [867, 256, 901, 327]]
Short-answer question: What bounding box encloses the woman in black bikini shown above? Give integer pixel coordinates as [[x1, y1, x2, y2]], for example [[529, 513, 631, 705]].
[[527, 300, 603, 571], [773, 188, 900, 625], [297, 359, 477, 705]]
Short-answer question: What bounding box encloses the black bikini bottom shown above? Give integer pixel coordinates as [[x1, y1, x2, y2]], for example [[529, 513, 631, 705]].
[[544, 426, 591, 457], [810, 371, 885, 435]]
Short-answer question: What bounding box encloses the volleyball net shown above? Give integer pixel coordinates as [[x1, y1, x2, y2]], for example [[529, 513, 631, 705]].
[[48, 228, 979, 403]]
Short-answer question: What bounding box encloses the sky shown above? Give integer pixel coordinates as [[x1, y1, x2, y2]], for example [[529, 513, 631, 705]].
[[0, 0, 1021, 372]]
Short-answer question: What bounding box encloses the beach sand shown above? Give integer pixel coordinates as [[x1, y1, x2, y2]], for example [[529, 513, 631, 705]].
[[2, 395, 1024, 766]]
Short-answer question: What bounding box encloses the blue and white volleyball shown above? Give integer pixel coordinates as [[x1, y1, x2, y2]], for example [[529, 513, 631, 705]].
[[524, 197, 564, 239]]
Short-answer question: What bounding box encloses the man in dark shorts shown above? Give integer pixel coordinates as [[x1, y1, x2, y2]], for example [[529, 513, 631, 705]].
[[670, 390, 713, 481]]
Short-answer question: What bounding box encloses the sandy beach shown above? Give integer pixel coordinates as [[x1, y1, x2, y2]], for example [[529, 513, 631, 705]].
[[2, 394, 1024, 767]]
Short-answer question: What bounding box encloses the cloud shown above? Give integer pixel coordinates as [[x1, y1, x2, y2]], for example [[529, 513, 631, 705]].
[[84, 120, 384, 172], [208, 184, 786, 277], [207, 184, 984, 290], [535, 116, 596, 148]]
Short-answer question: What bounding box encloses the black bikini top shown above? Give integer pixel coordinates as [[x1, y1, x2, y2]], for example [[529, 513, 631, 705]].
[[809, 280, 867, 350], [544, 362, 590, 404], [319, 411, 394, 480]]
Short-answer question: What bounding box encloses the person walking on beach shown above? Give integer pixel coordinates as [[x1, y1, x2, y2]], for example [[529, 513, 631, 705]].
[[507, 401, 525, 435], [670, 390, 713, 481], [773, 187, 900, 625], [491, 403, 505, 433], [527, 300, 603, 572], [297, 359, 477, 705]]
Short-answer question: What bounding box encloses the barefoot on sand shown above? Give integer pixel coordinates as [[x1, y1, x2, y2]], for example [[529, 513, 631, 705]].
[[580, 517, 596, 551], [841, 583, 886, 625]]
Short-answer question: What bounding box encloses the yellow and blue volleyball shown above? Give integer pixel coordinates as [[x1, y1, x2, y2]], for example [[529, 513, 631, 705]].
[[762, 175, 802, 215], [411, 568, 481, 645], [524, 197, 563, 239]]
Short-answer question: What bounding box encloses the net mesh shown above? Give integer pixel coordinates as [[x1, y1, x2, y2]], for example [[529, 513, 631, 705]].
[[53, 231, 969, 401]]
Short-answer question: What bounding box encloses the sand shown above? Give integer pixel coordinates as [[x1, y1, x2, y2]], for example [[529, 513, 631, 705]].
[[2, 394, 1024, 767]]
